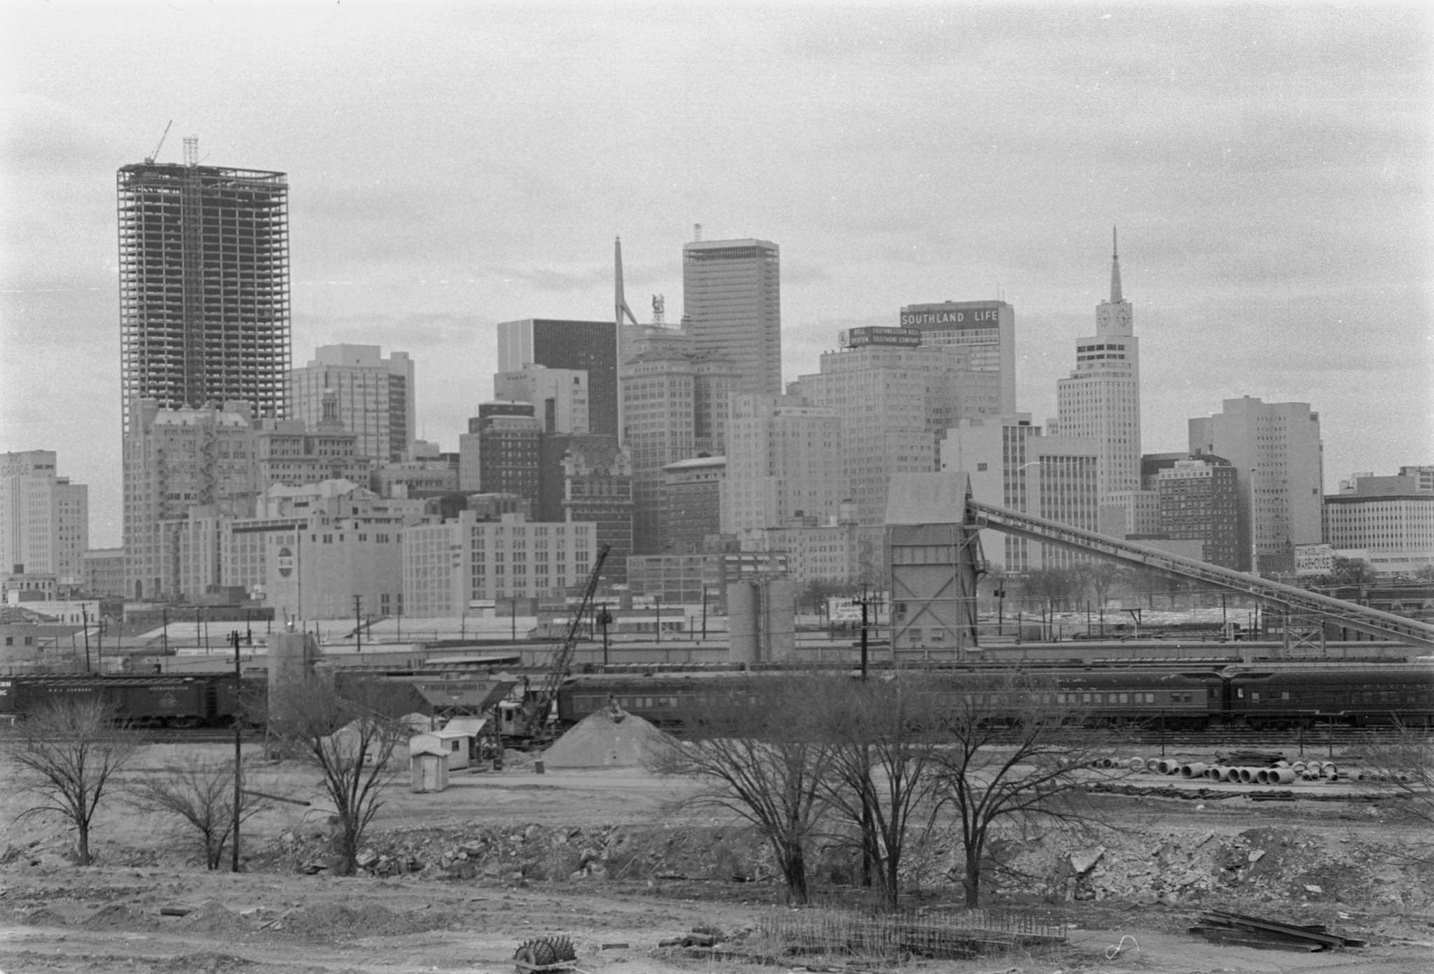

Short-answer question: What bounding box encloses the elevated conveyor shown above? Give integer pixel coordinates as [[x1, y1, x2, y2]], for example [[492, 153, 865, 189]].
[[967, 500, 1434, 651]]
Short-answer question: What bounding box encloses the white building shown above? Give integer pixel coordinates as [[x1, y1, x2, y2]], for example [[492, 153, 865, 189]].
[[795, 334, 998, 527], [1323, 472, 1434, 574], [1189, 396, 1324, 575], [288, 344, 416, 462], [1054, 230, 1141, 504], [682, 237, 781, 398], [898, 300, 1016, 414], [940, 415, 1100, 571], [721, 394, 845, 534], [493, 364, 590, 435], [0, 451, 88, 586], [403, 512, 597, 617]]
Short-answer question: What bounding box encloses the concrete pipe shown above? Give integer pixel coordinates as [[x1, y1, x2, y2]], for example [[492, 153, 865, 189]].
[[1222, 766, 1242, 782], [1206, 766, 1225, 780], [1144, 758, 1162, 772], [1291, 761, 1307, 775], [1181, 763, 1208, 778], [1326, 768, 1340, 782], [1254, 768, 1271, 784], [1238, 767, 1259, 784], [1128, 757, 1146, 772], [1267, 768, 1295, 785], [1154, 759, 1177, 775], [1320, 761, 1338, 776]]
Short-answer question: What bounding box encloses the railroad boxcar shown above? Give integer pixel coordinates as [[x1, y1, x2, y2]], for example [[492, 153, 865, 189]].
[[0, 673, 255, 728], [1228, 663, 1434, 729]]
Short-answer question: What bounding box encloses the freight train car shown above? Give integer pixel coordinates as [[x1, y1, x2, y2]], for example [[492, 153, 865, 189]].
[[0, 673, 261, 728]]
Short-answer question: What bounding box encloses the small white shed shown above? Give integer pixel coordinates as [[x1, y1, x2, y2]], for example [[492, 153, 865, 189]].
[[432, 724, 472, 771], [408, 734, 450, 793]]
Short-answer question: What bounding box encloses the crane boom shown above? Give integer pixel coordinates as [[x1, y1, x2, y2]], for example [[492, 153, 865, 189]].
[[145, 120, 173, 164], [521, 545, 610, 736]]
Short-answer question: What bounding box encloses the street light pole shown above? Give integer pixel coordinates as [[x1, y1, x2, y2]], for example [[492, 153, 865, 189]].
[[229, 630, 242, 873]]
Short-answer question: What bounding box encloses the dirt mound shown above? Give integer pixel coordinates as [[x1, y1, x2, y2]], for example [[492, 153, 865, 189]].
[[178, 899, 251, 936], [542, 707, 671, 769]]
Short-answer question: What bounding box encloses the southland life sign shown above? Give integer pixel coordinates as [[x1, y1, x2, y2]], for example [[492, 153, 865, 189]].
[[899, 301, 1005, 329]]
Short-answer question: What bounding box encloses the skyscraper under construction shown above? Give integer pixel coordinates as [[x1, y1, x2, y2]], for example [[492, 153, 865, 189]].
[[117, 158, 291, 430]]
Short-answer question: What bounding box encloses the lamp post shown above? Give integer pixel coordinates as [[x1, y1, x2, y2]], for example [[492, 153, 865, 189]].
[[229, 630, 242, 873]]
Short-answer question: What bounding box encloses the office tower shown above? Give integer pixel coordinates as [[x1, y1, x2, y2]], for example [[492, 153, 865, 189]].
[[538, 434, 633, 582], [118, 160, 290, 430], [1189, 396, 1324, 574], [662, 456, 726, 555], [940, 415, 1100, 571], [1055, 230, 1141, 502], [123, 400, 258, 599], [899, 300, 1016, 413], [0, 451, 89, 584], [1153, 457, 1243, 569], [496, 319, 617, 437], [463, 402, 542, 500], [721, 394, 845, 535], [794, 330, 997, 527], [288, 344, 415, 462], [621, 350, 696, 552], [682, 237, 781, 397], [493, 365, 590, 435], [1324, 472, 1434, 575]]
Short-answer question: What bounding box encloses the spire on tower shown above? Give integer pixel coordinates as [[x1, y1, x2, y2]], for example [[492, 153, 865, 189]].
[[614, 236, 639, 327], [1110, 225, 1123, 303]]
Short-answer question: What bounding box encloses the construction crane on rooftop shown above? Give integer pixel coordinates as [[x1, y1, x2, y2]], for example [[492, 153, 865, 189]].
[[145, 120, 173, 165]]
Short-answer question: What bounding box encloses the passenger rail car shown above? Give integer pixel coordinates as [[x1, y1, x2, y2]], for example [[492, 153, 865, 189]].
[[555, 662, 1434, 734]]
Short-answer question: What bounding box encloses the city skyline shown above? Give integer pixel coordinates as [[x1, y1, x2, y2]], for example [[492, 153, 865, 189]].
[[2, 3, 1430, 548]]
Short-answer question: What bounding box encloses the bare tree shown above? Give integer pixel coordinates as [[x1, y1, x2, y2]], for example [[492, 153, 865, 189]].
[[267, 675, 399, 875], [9, 697, 135, 865], [819, 673, 947, 910], [652, 674, 840, 904], [932, 671, 1112, 907], [129, 760, 265, 869], [1360, 723, 1434, 834]]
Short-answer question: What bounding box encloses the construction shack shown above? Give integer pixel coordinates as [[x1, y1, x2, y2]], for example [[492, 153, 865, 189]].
[[408, 734, 450, 793]]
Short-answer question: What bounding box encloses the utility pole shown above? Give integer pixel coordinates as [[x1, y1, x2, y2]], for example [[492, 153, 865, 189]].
[[161, 606, 169, 656], [229, 630, 242, 873], [599, 605, 611, 667], [353, 595, 363, 654], [81, 603, 91, 672]]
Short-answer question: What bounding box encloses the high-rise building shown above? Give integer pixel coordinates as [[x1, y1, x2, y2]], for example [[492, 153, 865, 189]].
[[1153, 456, 1243, 569], [123, 400, 258, 599], [468, 402, 542, 500], [621, 351, 696, 552], [118, 160, 291, 430], [1189, 396, 1324, 574], [661, 456, 726, 555], [493, 365, 590, 435], [794, 332, 997, 527], [0, 451, 89, 585], [496, 319, 617, 437], [288, 345, 415, 462], [1323, 471, 1434, 575], [682, 237, 781, 397], [1055, 230, 1141, 502], [898, 300, 1016, 414], [721, 394, 845, 535], [940, 415, 1100, 571]]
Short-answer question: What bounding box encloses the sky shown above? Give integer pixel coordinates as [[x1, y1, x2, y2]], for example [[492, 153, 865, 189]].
[[2, 1, 1431, 550]]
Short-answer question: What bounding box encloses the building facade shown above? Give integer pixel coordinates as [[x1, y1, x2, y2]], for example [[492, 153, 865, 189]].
[[898, 300, 1016, 414], [0, 451, 88, 585], [118, 161, 290, 430], [1054, 231, 1141, 503], [402, 512, 598, 616], [682, 237, 781, 398], [661, 455, 726, 555], [1189, 396, 1324, 574], [493, 365, 590, 435], [721, 394, 845, 534], [496, 319, 618, 437], [288, 344, 415, 462], [1324, 472, 1434, 574], [1153, 456, 1243, 569]]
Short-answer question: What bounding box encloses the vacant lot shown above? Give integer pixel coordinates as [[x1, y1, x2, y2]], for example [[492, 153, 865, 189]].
[[2, 738, 1432, 973]]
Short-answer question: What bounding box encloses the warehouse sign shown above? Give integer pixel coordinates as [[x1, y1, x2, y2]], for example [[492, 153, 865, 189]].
[[900, 305, 1003, 327], [840, 326, 923, 348]]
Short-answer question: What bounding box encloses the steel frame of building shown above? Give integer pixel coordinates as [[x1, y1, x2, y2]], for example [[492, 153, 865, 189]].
[[117, 162, 290, 432]]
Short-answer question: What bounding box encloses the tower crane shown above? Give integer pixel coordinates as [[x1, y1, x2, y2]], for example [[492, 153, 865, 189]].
[[145, 120, 173, 164]]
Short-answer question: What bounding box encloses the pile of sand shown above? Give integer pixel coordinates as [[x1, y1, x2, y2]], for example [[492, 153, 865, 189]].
[[542, 707, 672, 769]]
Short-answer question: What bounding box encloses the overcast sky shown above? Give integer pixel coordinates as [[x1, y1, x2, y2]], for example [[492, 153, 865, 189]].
[[2, 2, 1430, 549]]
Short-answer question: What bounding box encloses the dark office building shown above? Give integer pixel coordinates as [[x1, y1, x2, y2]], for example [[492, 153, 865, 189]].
[[495, 319, 618, 437]]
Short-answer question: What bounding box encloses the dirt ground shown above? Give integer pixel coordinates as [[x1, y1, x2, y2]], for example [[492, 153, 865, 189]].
[[2, 738, 1432, 974]]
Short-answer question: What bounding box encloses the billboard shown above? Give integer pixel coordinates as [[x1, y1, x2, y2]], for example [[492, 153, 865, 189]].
[[839, 326, 923, 348], [899, 302, 1004, 329]]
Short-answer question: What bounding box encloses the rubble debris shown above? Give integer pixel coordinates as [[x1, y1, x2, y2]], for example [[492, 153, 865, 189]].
[[1190, 909, 1367, 951]]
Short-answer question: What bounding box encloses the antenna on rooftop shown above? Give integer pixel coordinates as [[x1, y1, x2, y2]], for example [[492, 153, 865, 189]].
[[145, 120, 172, 164], [693, 223, 702, 242]]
